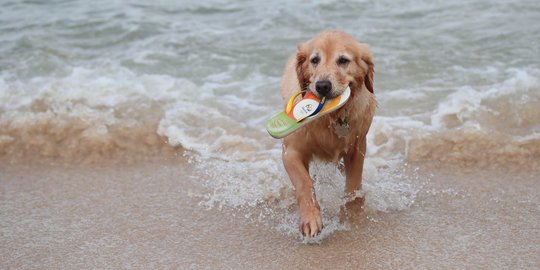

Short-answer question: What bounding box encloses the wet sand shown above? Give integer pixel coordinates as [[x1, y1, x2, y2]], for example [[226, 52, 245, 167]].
[[1, 156, 539, 269]]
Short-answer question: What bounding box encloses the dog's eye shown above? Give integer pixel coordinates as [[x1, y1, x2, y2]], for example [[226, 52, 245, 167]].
[[310, 56, 320, 65], [337, 57, 350, 65]]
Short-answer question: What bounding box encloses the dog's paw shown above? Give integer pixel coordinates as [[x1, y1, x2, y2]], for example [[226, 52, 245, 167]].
[[344, 195, 365, 210], [299, 205, 323, 237]]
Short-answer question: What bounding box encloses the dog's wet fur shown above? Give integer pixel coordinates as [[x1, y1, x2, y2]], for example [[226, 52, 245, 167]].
[[280, 31, 377, 237]]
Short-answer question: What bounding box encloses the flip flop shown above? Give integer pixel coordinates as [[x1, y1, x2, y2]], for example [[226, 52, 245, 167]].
[[266, 86, 351, 139]]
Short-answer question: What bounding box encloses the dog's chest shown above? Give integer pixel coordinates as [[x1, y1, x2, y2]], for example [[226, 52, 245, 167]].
[[306, 116, 358, 161]]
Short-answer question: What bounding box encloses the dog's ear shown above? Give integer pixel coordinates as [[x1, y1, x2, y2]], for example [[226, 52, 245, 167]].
[[363, 54, 374, 93], [295, 43, 309, 90], [356, 43, 374, 93]]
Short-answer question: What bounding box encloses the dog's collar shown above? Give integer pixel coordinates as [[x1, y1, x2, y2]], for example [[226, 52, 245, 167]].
[[334, 116, 349, 138]]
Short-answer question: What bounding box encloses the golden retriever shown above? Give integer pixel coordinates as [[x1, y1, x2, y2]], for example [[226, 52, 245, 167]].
[[280, 31, 377, 237]]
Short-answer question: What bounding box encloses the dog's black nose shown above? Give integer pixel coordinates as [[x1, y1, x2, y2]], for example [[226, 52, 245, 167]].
[[315, 80, 332, 97]]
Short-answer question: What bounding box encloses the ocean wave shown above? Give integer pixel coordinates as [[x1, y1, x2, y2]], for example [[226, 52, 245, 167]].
[[369, 67, 540, 167], [1, 65, 538, 169], [0, 67, 189, 160]]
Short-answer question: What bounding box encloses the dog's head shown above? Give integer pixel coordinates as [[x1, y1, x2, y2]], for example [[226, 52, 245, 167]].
[[295, 31, 374, 98]]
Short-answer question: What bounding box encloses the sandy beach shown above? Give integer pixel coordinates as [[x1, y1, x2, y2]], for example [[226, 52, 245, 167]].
[[1, 154, 538, 269]]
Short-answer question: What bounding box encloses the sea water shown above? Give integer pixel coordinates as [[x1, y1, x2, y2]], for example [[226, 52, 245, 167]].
[[1, 0, 539, 248]]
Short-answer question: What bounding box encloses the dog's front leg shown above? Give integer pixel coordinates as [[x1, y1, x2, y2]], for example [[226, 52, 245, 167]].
[[282, 144, 323, 237], [344, 137, 367, 194]]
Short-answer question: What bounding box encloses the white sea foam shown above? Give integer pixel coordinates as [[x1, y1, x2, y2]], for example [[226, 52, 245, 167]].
[[368, 67, 540, 166], [0, 66, 195, 158]]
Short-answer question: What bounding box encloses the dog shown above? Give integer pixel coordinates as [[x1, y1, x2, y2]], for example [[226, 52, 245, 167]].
[[280, 31, 377, 237]]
